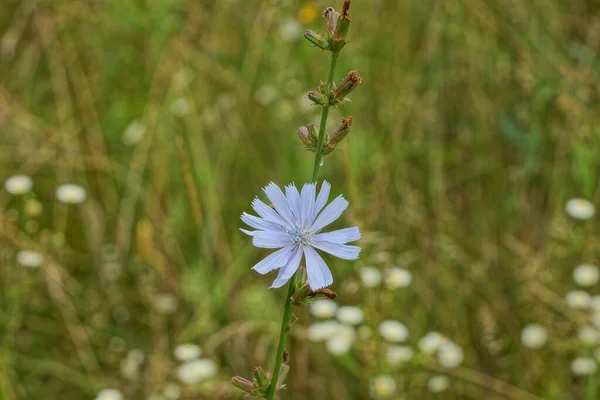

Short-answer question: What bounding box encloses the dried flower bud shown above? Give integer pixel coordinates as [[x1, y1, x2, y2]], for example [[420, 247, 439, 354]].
[[323, 7, 340, 32], [231, 376, 257, 395], [333, 70, 362, 101], [297, 124, 318, 150], [304, 30, 329, 50], [325, 117, 352, 149], [332, 0, 351, 51], [308, 90, 327, 105], [283, 350, 290, 365]]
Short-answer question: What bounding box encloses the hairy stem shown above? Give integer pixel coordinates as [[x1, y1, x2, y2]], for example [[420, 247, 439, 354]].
[[265, 50, 340, 400]]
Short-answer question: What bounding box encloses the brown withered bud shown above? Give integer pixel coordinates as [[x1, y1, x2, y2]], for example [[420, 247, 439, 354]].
[[310, 288, 338, 299], [283, 350, 290, 365], [325, 117, 352, 149], [333, 70, 362, 100], [333, 0, 352, 47]]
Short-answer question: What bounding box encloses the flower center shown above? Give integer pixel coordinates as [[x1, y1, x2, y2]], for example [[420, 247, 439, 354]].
[[288, 225, 313, 247]]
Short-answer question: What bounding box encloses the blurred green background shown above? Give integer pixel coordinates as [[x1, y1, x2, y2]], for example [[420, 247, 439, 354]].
[[2, 0, 600, 399]]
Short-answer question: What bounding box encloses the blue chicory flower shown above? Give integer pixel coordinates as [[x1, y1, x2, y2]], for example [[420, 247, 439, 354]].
[[241, 181, 361, 289]]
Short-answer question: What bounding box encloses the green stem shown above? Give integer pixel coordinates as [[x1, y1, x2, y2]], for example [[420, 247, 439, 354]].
[[265, 50, 340, 400]]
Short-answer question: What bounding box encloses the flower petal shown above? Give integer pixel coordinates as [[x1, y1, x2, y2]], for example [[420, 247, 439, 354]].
[[252, 244, 296, 274], [241, 212, 284, 232], [304, 246, 333, 290], [285, 184, 301, 220], [311, 181, 331, 223], [252, 231, 293, 249], [252, 198, 287, 227], [312, 241, 361, 260], [270, 246, 303, 288], [264, 182, 295, 226], [300, 182, 316, 228], [310, 195, 348, 232], [313, 226, 361, 244]]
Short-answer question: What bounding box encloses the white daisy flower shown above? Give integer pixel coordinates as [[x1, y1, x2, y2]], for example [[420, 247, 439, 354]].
[[427, 375, 450, 393], [336, 306, 364, 325], [310, 299, 337, 319], [16, 250, 43, 268], [520, 324, 547, 349], [122, 120, 146, 146], [56, 184, 87, 204], [566, 290, 591, 309], [379, 320, 409, 343], [241, 181, 360, 289], [326, 336, 353, 355], [566, 198, 595, 220], [307, 321, 339, 342], [174, 343, 202, 361], [573, 264, 600, 287], [369, 375, 396, 399], [95, 389, 124, 400], [571, 357, 597, 376], [360, 266, 382, 288], [418, 331, 447, 354], [578, 326, 600, 346], [384, 267, 412, 289], [386, 345, 414, 366], [177, 359, 217, 384], [437, 342, 464, 368], [4, 175, 33, 195]]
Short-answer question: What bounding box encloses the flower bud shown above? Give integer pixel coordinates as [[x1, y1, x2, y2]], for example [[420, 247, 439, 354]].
[[323, 7, 340, 32], [331, 0, 351, 51], [308, 90, 327, 106], [325, 117, 352, 152], [333, 70, 362, 101], [304, 30, 329, 50], [297, 123, 318, 150], [253, 366, 270, 390], [231, 376, 258, 395]]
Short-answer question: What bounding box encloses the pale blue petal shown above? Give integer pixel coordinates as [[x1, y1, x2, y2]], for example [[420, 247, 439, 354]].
[[240, 228, 256, 236], [312, 227, 361, 244], [300, 183, 316, 228], [310, 195, 348, 232], [311, 241, 361, 260], [252, 244, 296, 274], [304, 246, 333, 290], [252, 231, 293, 249], [285, 184, 301, 219], [264, 183, 295, 225], [270, 246, 303, 288], [241, 212, 284, 232], [252, 198, 287, 227], [311, 181, 331, 223]]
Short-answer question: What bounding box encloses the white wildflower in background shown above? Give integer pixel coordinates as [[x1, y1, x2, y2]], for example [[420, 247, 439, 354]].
[[571, 357, 597, 376], [386, 345, 414, 366], [241, 181, 361, 289], [566, 290, 591, 309], [592, 313, 600, 330], [163, 383, 181, 400], [520, 324, 547, 349], [307, 321, 339, 342], [591, 296, 600, 312], [177, 359, 217, 384], [578, 326, 600, 345], [122, 120, 146, 146], [565, 198, 595, 220], [326, 325, 355, 355], [170, 98, 192, 117], [4, 175, 33, 195], [16, 250, 43, 268], [255, 85, 278, 105], [437, 342, 464, 368], [336, 306, 364, 325], [418, 331, 447, 354], [278, 18, 302, 42], [174, 343, 202, 361], [369, 375, 396, 399], [56, 184, 87, 204], [95, 389, 124, 400], [154, 293, 178, 314], [573, 264, 600, 287], [310, 299, 337, 319], [360, 266, 382, 288], [121, 357, 141, 380], [128, 349, 145, 364], [379, 320, 408, 343], [384, 267, 412, 289], [427, 375, 450, 393]]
